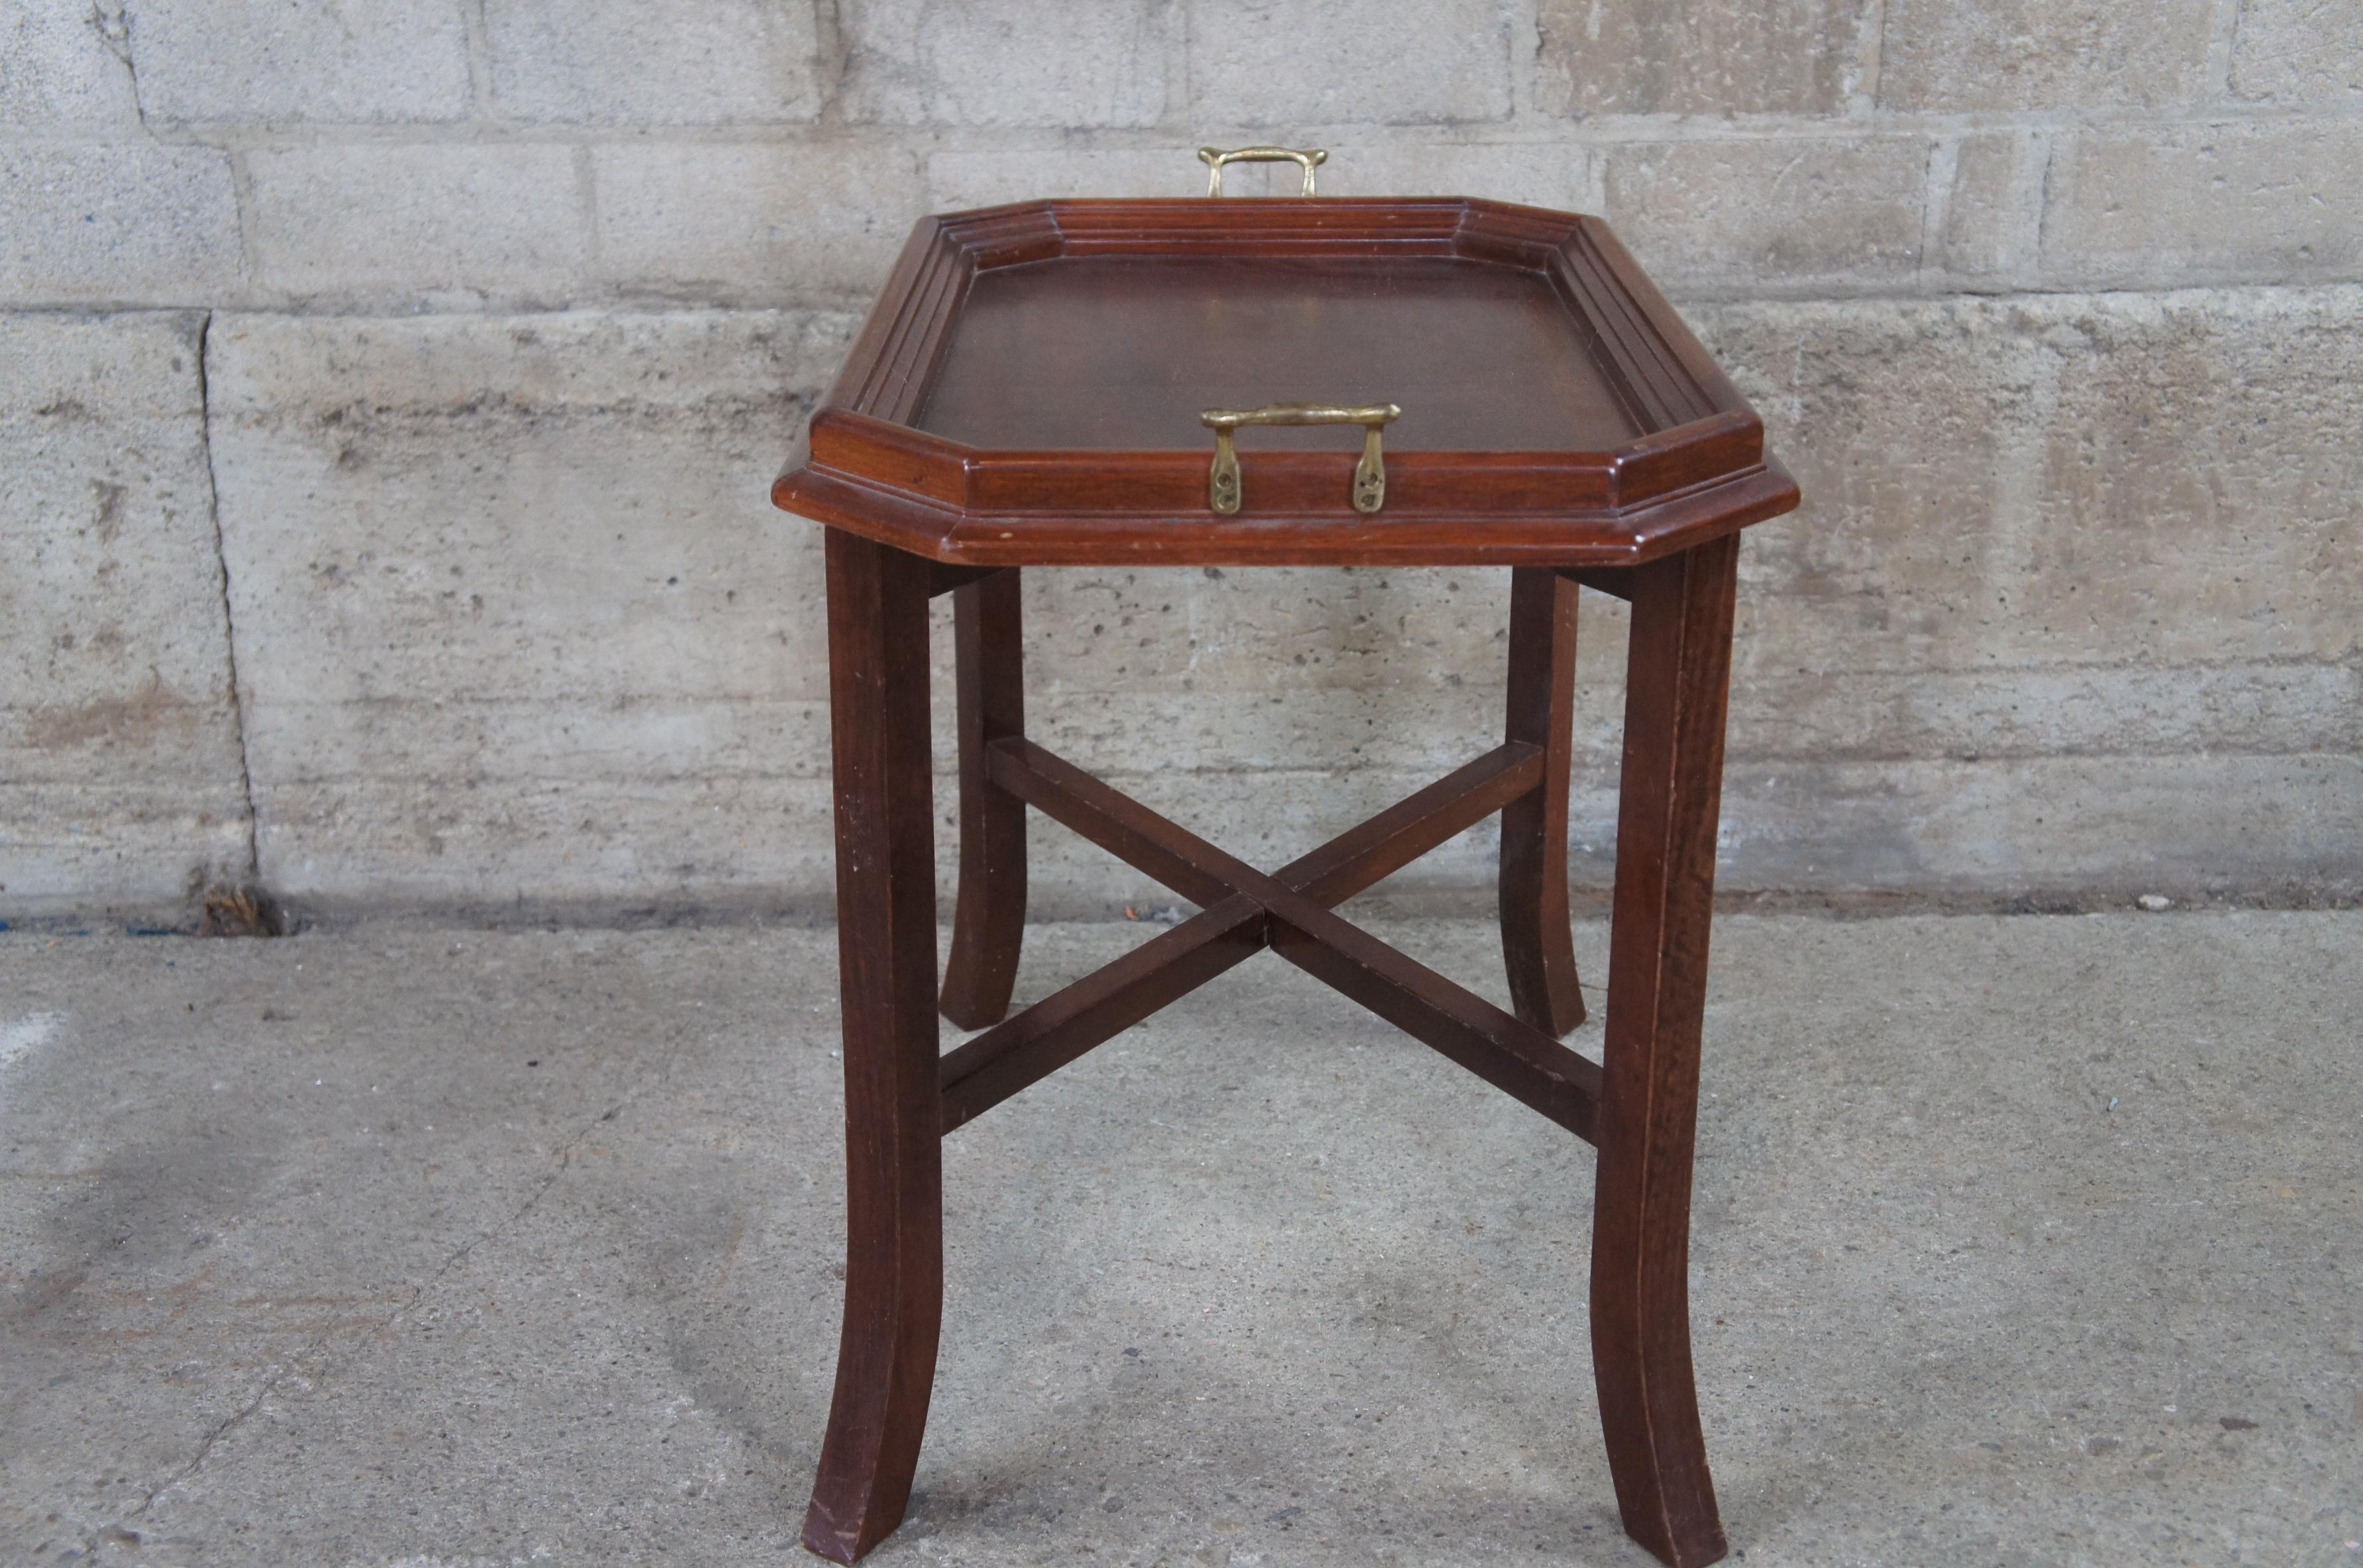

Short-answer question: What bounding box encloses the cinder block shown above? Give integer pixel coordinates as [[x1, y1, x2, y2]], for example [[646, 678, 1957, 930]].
[[1925, 131, 2044, 285], [1, 0, 139, 126], [1602, 137, 1927, 295], [205, 309, 856, 909], [0, 143, 242, 305], [838, 0, 1174, 127], [1878, 0, 2213, 109], [2230, 0, 2363, 103], [245, 143, 586, 304], [594, 140, 928, 307], [0, 311, 250, 919], [1533, 0, 1872, 116], [123, 0, 470, 122], [925, 146, 1207, 211], [485, 0, 822, 123], [1691, 287, 2363, 678], [1185, 0, 1513, 125], [203, 305, 853, 416], [2002, 287, 2363, 666], [2043, 122, 2363, 289], [1317, 138, 1598, 209]]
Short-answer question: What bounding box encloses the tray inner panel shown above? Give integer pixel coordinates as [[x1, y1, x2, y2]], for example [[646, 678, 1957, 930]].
[[914, 255, 1643, 452]]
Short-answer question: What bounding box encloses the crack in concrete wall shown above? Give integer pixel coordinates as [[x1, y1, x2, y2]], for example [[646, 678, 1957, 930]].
[[191, 309, 263, 899]]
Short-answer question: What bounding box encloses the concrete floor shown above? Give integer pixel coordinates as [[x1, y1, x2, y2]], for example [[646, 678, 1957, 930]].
[[2, 911, 2358, 1567]]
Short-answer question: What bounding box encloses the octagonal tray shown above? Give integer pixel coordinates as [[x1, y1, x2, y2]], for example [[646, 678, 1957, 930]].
[[773, 197, 1798, 567]]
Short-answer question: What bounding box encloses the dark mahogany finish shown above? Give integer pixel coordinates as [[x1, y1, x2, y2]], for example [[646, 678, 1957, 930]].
[[775, 198, 1795, 566], [1500, 565, 1587, 1036], [936, 569, 1026, 1028], [1591, 533, 1744, 1565], [781, 192, 1799, 1568], [806, 531, 944, 1563]]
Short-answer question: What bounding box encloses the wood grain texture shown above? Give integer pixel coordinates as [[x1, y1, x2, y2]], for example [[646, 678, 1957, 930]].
[[1591, 531, 1742, 1568], [917, 256, 1640, 450], [985, 738, 1602, 1140], [804, 530, 944, 1564], [1499, 566, 1587, 1036], [938, 569, 1028, 1028], [796, 192, 1787, 1567], [939, 894, 1268, 1132], [939, 740, 1546, 1132], [774, 199, 1800, 565]]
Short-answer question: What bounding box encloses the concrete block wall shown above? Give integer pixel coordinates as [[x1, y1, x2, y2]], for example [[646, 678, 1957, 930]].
[[3, 0, 2357, 924]]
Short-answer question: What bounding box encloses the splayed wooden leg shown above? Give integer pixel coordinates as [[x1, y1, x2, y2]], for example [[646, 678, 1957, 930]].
[[940, 569, 1028, 1028], [1500, 565, 1587, 1036], [1591, 534, 1739, 1568], [805, 531, 944, 1563]]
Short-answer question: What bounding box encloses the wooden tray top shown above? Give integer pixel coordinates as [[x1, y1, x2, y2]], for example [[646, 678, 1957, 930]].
[[774, 199, 1798, 567]]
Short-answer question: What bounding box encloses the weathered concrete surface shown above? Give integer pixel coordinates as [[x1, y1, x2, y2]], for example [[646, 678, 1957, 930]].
[[1923, 130, 2048, 287], [483, 0, 826, 125], [1533, 0, 1876, 117], [919, 137, 1596, 211], [165, 293, 2362, 921], [1694, 287, 2363, 673], [1875, 0, 2216, 109], [1, 0, 2360, 313], [1601, 137, 1930, 297], [1185, 0, 1515, 126], [244, 144, 589, 307], [2043, 122, 2363, 289], [0, 143, 244, 307], [0, 0, 139, 129], [3, 0, 2359, 917], [123, 0, 473, 125], [1687, 287, 2363, 899], [1, 910, 2357, 1563], [203, 309, 854, 916], [595, 138, 930, 309], [0, 312, 250, 923], [837, 0, 1176, 128], [7, 288, 2356, 920], [2231, 0, 2363, 104]]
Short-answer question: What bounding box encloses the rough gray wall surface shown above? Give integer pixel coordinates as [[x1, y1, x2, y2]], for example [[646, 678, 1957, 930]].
[[1, 0, 2357, 922], [0, 312, 252, 914]]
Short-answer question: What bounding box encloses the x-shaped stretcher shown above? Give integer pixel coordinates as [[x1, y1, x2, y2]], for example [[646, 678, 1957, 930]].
[[940, 735, 1600, 1140]]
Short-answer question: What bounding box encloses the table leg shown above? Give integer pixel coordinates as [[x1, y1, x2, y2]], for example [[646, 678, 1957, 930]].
[[940, 569, 1029, 1028], [1591, 532, 1739, 1568], [1499, 565, 1587, 1036], [805, 530, 944, 1563]]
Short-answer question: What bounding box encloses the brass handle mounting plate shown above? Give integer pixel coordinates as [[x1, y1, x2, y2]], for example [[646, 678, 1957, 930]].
[[1199, 401, 1402, 515], [1197, 145, 1328, 197]]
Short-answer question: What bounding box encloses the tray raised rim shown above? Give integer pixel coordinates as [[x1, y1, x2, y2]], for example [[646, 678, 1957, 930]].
[[774, 196, 1798, 567]]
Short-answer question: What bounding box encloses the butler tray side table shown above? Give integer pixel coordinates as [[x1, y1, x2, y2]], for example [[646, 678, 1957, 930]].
[[772, 147, 1801, 1568]]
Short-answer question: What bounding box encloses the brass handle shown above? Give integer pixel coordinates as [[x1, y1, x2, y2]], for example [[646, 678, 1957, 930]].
[[1199, 401, 1401, 515], [1198, 145, 1327, 197]]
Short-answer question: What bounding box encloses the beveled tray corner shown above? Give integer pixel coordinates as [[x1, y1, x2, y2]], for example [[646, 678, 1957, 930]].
[[774, 197, 1799, 568]]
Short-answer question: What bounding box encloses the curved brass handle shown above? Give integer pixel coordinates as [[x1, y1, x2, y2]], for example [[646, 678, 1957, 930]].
[[1198, 144, 1328, 197], [1199, 401, 1401, 515]]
